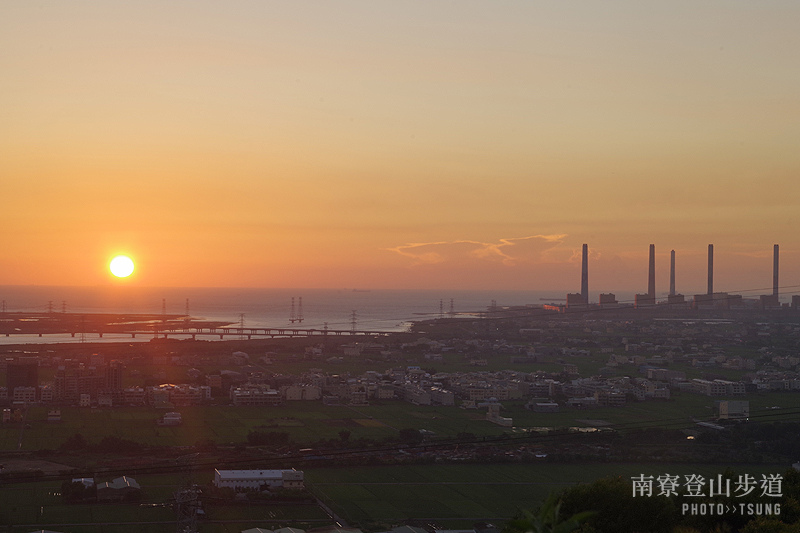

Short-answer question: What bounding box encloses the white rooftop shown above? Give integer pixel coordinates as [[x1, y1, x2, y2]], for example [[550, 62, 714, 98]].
[[216, 469, 287, 479]]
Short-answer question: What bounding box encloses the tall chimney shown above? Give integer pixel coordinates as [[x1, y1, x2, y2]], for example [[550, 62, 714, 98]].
[[669, 250, 676, 297], [773, 244, 779, 298], [707, 244, 714, 295], [581, 243, 588, 304], [648, 244, 656, 299]]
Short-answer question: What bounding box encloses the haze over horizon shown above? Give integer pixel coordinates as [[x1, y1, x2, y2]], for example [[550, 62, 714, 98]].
[[3, 2, 799, 294]]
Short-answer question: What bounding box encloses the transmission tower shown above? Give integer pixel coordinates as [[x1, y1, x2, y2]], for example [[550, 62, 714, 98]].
[[350, 310, 357, 333], [173, 453, 200, 533], [439, 299, 444, 319], [449, 298, 455, 317], [290, 297, 297, 323], [154, 298, 166, 339]]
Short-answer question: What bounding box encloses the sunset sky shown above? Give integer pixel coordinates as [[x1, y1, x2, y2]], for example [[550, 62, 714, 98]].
[[2, 1, 799, 297]]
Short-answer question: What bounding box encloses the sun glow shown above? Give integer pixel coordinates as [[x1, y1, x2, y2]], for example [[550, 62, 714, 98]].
[[109, 255, 135, 278]]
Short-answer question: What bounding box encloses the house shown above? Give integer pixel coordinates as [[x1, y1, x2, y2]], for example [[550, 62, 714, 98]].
[[531, 402, 559, 413], [97, 476, 141, 501], [486, 404, 513, 427], [157, 412, 182, 426], [717, 400, 750, 420]]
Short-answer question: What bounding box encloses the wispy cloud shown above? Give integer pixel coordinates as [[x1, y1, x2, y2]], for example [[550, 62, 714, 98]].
[[386, 234, 568, 267]]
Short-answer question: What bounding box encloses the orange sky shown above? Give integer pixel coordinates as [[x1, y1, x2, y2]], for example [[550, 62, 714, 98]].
[[2, 2, 800, 296]]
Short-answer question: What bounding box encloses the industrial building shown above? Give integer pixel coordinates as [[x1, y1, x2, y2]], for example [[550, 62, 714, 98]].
[[667, 249, 685, 304], [213, 469, 304, 491], [567, 243, 589, 307], [635, 244, 657, 307]]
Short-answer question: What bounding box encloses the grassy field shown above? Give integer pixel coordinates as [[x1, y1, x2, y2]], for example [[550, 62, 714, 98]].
[[0, 461, 791, 532], [0, 402, 513, 451], [0, 470, 329, 533], [3, 391, 800, 451], [306, 462, 792, 526]]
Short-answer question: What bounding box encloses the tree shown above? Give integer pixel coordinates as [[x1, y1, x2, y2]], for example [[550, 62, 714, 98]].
[[397, 428, 423, 444], [60, 480, 96, 503], [557, 476, 678, 533], [504, 493, 593, 533], [740, 518, 800, 533], [60, 433, 88, 451]]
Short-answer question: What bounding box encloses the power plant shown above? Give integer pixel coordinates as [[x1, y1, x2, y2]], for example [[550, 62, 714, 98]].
[[669, 250, 676, 297], [774, 243, 779, 298], [635, 244, 656, 307], [581, 243, 589, 305], [667, 249, 685, 304], [566, 244, 590, 308], [707, 244, 714, 295], [564, 243, 790, 311], [760, 244, 781, 308]]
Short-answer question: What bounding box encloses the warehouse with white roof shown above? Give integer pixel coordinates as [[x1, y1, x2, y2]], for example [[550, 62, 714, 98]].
[[213, 469, 304, 491]]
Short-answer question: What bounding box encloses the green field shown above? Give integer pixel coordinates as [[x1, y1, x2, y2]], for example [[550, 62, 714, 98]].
[[306, 462, 791, 526], [0, 462, 791, 532], [3, 391, 800, 451], [0, 471, 329, 533], [0, 403, 509, 451]]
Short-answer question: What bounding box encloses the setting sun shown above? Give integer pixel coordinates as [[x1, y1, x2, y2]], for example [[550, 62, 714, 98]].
[[109, 255, 135, 278]]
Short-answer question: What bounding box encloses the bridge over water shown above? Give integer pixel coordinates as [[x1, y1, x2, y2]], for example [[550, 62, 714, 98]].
[[3, 325, 397, 340], [0, 312, 399, 339], [120, 325, 395, 339]]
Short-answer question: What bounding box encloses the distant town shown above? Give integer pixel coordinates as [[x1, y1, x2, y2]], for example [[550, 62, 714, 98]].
[[2, 296, 800, 531]]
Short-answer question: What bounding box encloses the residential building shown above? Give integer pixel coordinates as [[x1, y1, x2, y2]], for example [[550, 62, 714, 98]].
[[97, 476, 141, 501], [718, 400, 750, 420], [230, 385, 282, 406]]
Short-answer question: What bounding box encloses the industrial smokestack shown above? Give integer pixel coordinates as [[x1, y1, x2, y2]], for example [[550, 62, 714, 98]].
[[707, 244, 714, 295], [648, 244, 656, 299], [774, 244, 779, 298], [581, 243, 588, 304], [669, 250, 676, 297]]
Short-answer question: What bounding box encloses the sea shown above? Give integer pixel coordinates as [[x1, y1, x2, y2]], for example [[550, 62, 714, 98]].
[[0, 286, 637, 345]]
